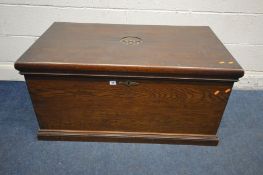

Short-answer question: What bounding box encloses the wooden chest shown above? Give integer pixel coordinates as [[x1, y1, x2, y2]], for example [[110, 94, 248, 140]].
[[15, 22, 244, 146]]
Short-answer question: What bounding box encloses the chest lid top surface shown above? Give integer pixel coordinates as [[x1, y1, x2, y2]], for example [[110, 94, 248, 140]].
[[15, 22, 244, 80]]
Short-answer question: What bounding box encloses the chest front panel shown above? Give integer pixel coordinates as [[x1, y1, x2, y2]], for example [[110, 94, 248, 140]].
[[26, 75, 232, 136]]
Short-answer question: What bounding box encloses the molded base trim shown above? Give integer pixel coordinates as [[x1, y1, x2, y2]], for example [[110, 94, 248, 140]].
[[38, 129, 219, 146]]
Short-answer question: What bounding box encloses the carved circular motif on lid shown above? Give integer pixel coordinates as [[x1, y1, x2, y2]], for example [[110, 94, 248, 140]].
[[120, 36, 143, 45]]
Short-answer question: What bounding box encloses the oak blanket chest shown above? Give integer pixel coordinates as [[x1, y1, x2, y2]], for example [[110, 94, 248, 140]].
[[15, 22, 244, 146]]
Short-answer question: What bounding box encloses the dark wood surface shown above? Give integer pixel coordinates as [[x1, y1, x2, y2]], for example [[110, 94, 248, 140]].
[[15, 22, 244, 145], [38, 129, 219, 146], [15, 22, 244, 80], [26, 75, 232, 137]]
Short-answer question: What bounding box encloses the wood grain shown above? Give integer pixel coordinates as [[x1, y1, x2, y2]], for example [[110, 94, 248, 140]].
[[15, 22, 244, 80], [14, 23, 243, 145], [38, 129, 219, 146], [26, 75, 233, 136]]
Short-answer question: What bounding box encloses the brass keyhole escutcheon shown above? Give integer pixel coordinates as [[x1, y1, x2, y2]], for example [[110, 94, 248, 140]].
[[119, 80, 139, 87]]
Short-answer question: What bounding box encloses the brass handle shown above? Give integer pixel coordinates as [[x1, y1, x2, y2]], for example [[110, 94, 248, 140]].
[[119, 80, 139, 87]]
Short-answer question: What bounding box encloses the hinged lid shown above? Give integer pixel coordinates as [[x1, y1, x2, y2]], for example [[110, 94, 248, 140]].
[[15, 22, 244, 81]]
